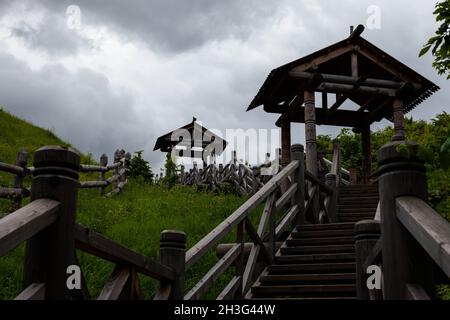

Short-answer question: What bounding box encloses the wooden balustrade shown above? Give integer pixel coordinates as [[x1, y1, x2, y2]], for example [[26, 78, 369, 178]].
[[0, 145, 178, 300], [0, 150, 30, 210]]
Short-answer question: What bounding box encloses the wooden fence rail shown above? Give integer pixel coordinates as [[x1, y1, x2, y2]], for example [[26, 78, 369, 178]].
[[0, 146, 177, 300]]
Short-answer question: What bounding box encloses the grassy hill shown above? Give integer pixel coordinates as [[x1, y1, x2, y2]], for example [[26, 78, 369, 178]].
[[0, 108, 247, 299]]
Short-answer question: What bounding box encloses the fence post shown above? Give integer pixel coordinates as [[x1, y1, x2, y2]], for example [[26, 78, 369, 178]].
[[112, 149, 120, 192], [159, 230, 186, 300], [291, 144, 305, 225], [355, 219, 381, 300], [377, 140, 434, 299], [12, 149, 28, 210], [23, 146, 80, 299], [325, 173, 337, 222], [99, 154, 108, 195]]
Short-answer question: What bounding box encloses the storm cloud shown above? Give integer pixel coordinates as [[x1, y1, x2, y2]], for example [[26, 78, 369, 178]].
[[0, 0, 448, 170]]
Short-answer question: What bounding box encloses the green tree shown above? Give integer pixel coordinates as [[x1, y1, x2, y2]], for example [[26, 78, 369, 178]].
[[419, 0, 450, 79], [129, 150, 154, 182]]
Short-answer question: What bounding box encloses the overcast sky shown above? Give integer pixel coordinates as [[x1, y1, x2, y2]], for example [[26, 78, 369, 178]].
[[0, 0, 447, 170]]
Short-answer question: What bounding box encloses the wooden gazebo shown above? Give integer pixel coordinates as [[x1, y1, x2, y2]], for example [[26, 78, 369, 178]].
[[153, 117, 228, 166], [247, 25, 439, 183]]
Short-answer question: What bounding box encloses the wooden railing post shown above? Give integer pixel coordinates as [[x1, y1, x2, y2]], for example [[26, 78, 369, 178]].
[[23, 146, 80, 299], [12, 149, 28, 210], [325, 173, 337, 222], [355, 220, 380, 300], [99, 153, 108, 195], [112, 149, 120, 192], [291, 144, 305, 225], [159, 230, 186, 300], [377, 140, 434, 299]]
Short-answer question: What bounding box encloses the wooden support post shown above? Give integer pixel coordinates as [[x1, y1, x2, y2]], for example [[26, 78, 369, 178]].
[[234, 221, 244, 300], [361, 124, 371, 184], [377, 140, 434, 299], [355, 220, 381, 300], [159, 230, 186, 300], [349, 168, 358, 184], [23, 146, 80, 299], [99, 154, 108, 195], [12, 149, 28, 210], [291, 144, 305, 225], [392, 98, 405, 141], [304, 90, 319, 222], [325, 173, 337, 222], [281, 121, 291, 168], [112, 149, 120, 192]]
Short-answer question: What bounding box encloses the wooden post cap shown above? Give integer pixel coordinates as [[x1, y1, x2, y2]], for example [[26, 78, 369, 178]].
[[325, 173, 337, 182], [290, 144, 304, 154], [33, 146, 80, 179], [376, 141, 424, 177], [160, 230, 186, 248], [355, 220, 381, 241]]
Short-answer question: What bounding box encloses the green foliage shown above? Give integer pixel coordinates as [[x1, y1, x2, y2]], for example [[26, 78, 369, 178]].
[[420, 0, 450, 79], [161, 153, 178, 188], [436, 284, 450, 300], [0, 180, 247, 299], [129, 150, 154, 182]]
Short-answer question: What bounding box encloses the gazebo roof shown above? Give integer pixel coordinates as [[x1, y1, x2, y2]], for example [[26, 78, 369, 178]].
[[153, 117, 228, 155], [247, 26, 440, 129]]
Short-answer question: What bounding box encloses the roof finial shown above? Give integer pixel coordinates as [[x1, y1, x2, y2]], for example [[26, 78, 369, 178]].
[[193, 116, 197, 123], [350, 25, 354, 35]]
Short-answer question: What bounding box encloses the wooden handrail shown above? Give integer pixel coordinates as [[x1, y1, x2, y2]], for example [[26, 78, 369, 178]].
[[185, 160, 299, 270], [74, 223, 176, 281], [0, 162, 26, 175], [405, 283, 430, 300], [363, 238, 382, 271], [396, 196, 450, 278], [305, 170, 333, 194], [0, 198, 60, 257]]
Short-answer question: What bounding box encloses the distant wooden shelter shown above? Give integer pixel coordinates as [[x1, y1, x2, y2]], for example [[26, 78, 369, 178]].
[[153, 117, 228, 166], [247, 25, 439, 183]]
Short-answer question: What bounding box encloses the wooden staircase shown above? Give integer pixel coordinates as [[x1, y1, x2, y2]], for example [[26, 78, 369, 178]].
[[247, 184, 379, 300]]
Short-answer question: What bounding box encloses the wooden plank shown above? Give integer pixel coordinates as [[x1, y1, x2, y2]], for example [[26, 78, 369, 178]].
[[275, 205, 299, 238], [405, 283, 430, 300], [244, 218, 271, 263], [0, 162, 25, 175], [396, 196, 450, 278], [107, 161, 123, 170], [98, 265, 130, 300], [79, 180, 109, 188], [184, 244, 241, 300], [0, 187, 30, 198], [74, 223, 175, 281], [0, 199, 60, 257], [14, 283, 45, 300], [275, 183, 297, 210], [217, 276, 241, 300], [185, 160, 299, 269], [242, 194, 275, 293]]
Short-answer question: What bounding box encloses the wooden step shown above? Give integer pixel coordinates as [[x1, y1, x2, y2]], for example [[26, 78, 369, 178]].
[[291, 229, 354, 238], [275, 253, 355, 264], [246, 296, 357, 300], [259, 273, 356, 284], [268, 262, 356, 274], [280, 244, 354, 255], [251, 284, 356, 296], [337, 212, 376, 217], [338, 207, 377, 213], [338, 216, 374, 222], [295, 222, 355, 231], [286, 236, 355, 246]]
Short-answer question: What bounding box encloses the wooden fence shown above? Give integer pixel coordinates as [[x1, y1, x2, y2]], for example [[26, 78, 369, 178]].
[[0, 149, 130, 212], [180, 151, 265, 196], [79, 149, 131, 196], [0, 146, 178, 300], [354, 141, 450, 300]]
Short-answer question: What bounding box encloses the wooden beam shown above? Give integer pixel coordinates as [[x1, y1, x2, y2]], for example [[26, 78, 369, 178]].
[[317, 82, 398, 97], [290, 44, 354, 73], [14, 283, 45, 300], [289, 71, 421, 89], [322, 92, 328, 109]]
